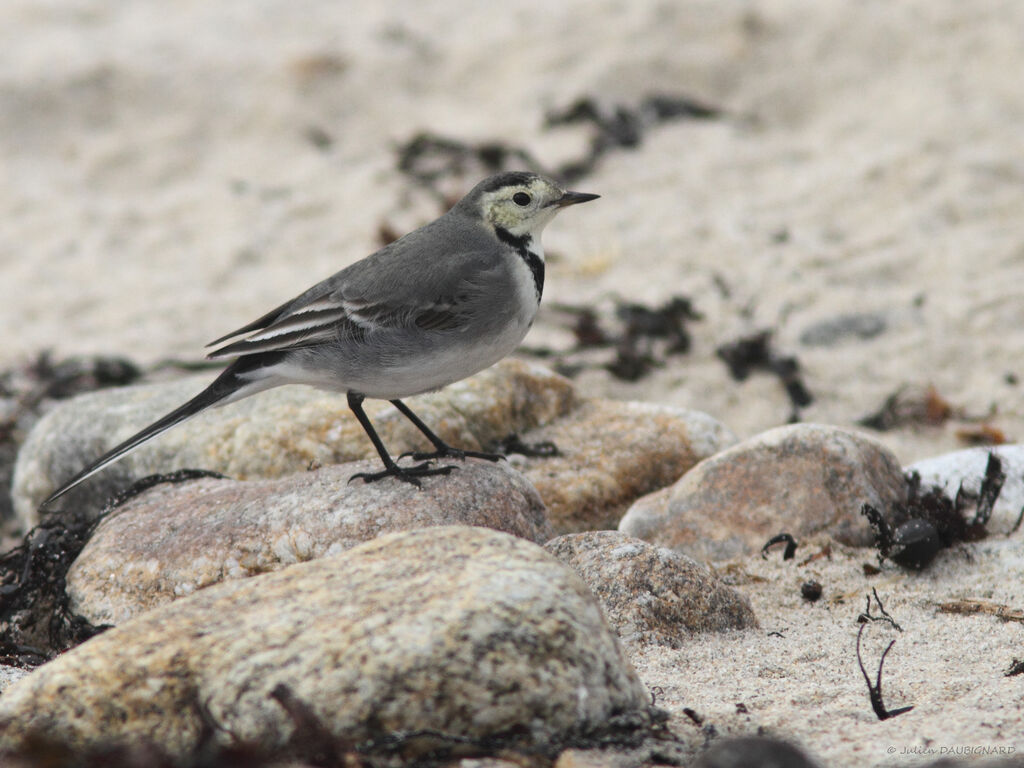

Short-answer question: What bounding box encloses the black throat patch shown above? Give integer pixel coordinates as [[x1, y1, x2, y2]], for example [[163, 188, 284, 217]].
[[495, 227, 544, 301]]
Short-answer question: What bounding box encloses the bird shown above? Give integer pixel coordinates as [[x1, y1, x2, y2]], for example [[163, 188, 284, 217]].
[[42, 171, 599, 506]]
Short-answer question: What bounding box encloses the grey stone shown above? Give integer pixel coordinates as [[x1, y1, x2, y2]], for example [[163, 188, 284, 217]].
[[544, 531, 758, 646], [13, 359, 577, 528], [514, 401, 735, 535], [68, 459, 551, 624], [620, 424, 906, 560], [798, 312, 887, 346], [0, 527, 651, 761]]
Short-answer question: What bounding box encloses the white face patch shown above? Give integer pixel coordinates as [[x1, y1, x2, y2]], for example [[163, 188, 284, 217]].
[[481, 178, 563, 237]]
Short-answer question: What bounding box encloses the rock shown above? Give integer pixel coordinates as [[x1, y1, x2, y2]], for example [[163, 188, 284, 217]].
[[13, 359, 577, 528], [0, 527, 651, 761], [0, 665, 31, 694], [68, 459, 551, 625], [514, 400, 735, 534], [15, 358, 731, 539], [906, 445, 1024, 532], [544, 531, 757, 645], [620, 424, 906, 560], [693, 736, 822, 768]]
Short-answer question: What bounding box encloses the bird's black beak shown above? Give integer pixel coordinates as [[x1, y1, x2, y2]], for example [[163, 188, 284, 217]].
[[552, 191, 600, 207]]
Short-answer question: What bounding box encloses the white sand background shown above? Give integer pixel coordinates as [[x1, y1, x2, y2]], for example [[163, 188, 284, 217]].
[[2, 0, 1023, 764]]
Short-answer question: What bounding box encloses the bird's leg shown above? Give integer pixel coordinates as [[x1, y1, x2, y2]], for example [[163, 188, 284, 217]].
[[346, 392, 454, 486], [391, 399, 505, 463]]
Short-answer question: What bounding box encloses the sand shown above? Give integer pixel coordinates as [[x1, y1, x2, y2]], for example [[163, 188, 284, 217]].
[[635, 532, 1024, 766], [2, 0, 1023, 763]]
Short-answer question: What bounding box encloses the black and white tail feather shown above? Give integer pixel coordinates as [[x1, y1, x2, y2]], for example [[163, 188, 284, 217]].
[[40, 172, 598, 507]]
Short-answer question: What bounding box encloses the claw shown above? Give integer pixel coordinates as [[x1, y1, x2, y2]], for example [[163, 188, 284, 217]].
[[349, 461, 455, 487]]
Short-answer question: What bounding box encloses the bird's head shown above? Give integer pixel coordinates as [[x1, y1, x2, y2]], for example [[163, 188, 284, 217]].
[[457, 171, 599, 239]]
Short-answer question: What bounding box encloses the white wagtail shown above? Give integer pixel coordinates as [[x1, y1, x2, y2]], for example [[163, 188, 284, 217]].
[[42, 172, 598, 505]]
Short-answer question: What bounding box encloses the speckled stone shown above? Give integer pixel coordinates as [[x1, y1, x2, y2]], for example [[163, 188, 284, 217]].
[[544, 531, 758, 646], [619, 424, 906, 560], [514, 400, 735, 535], [0, 665, 31, 694], [0, 527, 651, 761], [67, 459, 551, 625], [13, 359, 577, 528]]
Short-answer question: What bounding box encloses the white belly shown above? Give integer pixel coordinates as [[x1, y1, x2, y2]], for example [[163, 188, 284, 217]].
[[365, 314, 533, 398], [359, 251, 540, 399]]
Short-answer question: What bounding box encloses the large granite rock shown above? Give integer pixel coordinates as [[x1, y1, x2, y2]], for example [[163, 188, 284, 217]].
[[516, 400, 735, 535], [0, 527, 652, 761], [545, 531, 758, 646], [13, 359, 577, 527], [67, 459, 551, 624], [620, 424, 907, 560]]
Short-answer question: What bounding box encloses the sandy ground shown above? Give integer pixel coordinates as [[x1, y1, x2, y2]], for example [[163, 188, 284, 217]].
[[3, 0, 1024, 764], [636, 531, 1024, 767]]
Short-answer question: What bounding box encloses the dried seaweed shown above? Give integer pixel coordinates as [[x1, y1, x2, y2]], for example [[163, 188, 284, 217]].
[[394, 92, 724, 203], [937, 599, 1024, 624], [954, 424, 1008, 446], [855, 590, 913, 720], [797, 544, 832, 566], [857, 384, 953, 431], [0, 509, 110, 660], [760, 533, 797, 560], [545, 94, 722, 182], [488, 433, 560, 458], [861, 453, 1008, 570], [524, 295, 702, 383], [2, 352, 141, 407], [396, 132, 544, 205], [715, 330, 812, 419], [1, 469, 227, 662]]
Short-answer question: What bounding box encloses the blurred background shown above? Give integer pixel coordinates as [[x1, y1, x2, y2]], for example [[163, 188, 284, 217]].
[[2, 0, 1023, 463]]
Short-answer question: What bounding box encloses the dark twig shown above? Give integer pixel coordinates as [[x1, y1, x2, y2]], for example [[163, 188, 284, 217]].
[[857, 588, 902, 631], [971, 452, 1006, 526], [856, 623, 914, 720], [855, 590, 912, 721], [761, 533, 798, 560], [682, 708, 704, 726]]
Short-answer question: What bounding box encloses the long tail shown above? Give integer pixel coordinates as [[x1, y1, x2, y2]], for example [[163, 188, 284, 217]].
[[40, 363, 260, 508]]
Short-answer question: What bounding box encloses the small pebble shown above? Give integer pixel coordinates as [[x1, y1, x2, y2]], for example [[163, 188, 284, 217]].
[[800, 581, 823, 602]]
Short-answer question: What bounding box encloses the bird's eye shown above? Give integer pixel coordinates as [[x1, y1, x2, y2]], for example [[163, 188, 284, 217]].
[[513, 192, 531, 206]]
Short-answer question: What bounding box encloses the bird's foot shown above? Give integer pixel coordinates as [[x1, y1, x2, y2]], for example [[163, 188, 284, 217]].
[[350, 461, 455, 488], [399, 444, 505, 463]]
